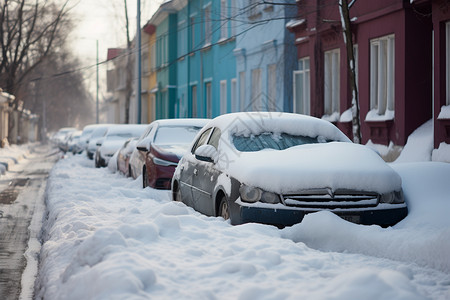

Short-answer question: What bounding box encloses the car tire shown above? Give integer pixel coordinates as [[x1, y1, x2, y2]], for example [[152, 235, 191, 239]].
[[142, 167, 148, 188], [173, 183, 182, 202], [218, 195, 230, 220]]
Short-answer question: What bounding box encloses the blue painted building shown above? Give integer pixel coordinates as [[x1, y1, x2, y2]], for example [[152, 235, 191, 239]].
[[176, 0, 236, 119], [150, 0, 296, 119], [233, 1, 297, 112]]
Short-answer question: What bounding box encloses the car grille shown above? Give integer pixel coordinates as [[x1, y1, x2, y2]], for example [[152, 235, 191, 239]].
[[282, 189, 379, 209]]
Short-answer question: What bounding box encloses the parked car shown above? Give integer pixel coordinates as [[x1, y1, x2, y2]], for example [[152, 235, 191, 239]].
[[65, 130, 82, 153], [52, 127, 77, 150], [95, 124, 147, 168], [86, 125, 112, 159], [129, 118, 209, 189], [116, 138, 139, 176], [171, 112, 408, 227], [74, 124, 106, 154]]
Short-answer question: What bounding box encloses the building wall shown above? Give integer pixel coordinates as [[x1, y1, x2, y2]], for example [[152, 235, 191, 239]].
[[432, 0, 450, 147], [235, 1, 296, 113], [291, 0, 433, 146]]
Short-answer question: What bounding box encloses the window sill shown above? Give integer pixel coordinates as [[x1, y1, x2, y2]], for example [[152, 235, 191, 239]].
[[218, 36, 235, 45], [201, 43, 212, 51]]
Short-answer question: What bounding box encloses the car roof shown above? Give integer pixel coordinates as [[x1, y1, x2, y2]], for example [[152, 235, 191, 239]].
[[152, 118, 210, 128], [203, 112, 351, 142]]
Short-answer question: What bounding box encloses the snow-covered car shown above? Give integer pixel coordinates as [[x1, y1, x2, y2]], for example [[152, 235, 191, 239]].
[[129, 118, 209, 189], [172, 112, 408, 227], [116, 138, 139, 176], [95, 124, 147, 168], [86, 125, 112, 159], [51, 127, 77, 150], [75, 124, 107, 154]]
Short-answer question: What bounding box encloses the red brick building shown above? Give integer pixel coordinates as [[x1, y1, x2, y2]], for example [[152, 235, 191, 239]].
[[288, 0, 450, 149]]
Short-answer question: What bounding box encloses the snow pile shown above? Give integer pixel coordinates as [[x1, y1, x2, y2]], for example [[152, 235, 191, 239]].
[[36, 154, 450, 299], [395, 120, 433, 163]]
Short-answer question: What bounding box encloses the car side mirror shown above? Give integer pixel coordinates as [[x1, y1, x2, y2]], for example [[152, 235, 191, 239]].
[[136, 139, 150, 152], [96, 137, 104, 146], [195, 145, 218, 163]]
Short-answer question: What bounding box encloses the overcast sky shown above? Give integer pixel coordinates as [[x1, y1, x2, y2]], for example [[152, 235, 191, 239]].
[[66, 0, 161, 106]]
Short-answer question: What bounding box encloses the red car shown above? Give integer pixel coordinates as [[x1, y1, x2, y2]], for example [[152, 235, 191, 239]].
[[129, 119, 209, 189], [117, 138, 138, 176]]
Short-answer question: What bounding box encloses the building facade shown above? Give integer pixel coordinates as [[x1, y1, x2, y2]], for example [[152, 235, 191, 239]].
[[289, 0, 450, 152]]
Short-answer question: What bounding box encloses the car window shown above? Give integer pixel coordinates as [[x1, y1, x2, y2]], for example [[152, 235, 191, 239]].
[[207, 128, 221, 149], [232, 133, 331, 152], [138, 125, 153, 142], [154, 126, 203, 145], [191, 128, 212, 154]]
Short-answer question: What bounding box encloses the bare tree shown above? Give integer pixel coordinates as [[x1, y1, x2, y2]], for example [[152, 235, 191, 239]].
[[339, 0, 361, 144], [0, 0, 70, 99]]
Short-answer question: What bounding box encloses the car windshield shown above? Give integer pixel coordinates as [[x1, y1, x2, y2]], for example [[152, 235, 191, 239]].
[[233, 133, 331, 152], [154, 126, 202, 145]]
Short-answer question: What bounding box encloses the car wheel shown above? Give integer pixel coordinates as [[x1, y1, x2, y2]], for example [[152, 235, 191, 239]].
[[218, 195, 230, 220], [142, 167, 148, 188], [173, 183, 182, 202]]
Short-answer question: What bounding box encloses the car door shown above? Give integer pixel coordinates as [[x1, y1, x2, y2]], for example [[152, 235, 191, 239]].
[[130, 124, 154, 178], [178, 128, 212, 209], [191, 127, 222, 216]]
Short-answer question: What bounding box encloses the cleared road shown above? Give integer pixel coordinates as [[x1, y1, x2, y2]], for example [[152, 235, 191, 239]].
[[0, 144, 58, 300]]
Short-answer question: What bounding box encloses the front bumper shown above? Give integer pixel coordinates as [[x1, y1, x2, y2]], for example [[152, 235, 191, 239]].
[[235, 204, 408, 228]]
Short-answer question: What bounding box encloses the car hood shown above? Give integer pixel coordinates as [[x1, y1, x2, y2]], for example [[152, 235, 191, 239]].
[[155, 144, 189, 159], [227, 142, 402, 194]]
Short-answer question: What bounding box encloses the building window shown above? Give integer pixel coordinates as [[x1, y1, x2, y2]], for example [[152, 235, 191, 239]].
[[248, 0, 260, 19], [239, 71, 245, 111], [324, 49, 340, 117], [231, 0, 236, 37], [220, 0, 228, 40], [293, 57, 310, 115], [191, 85, 197, 117], [190, 15, 196, 51], [231, 78, 237, 112], [205, 81, 212, 118], [370, 35, 395, 116], [267, 64, 277, 111], [220, 80, 227, 114], [446, 22, 450, 105], [150, 43, 156, 71], [178, 20, 187, 57], [251, 68, 262, 111], [204, 4, 212, 46]]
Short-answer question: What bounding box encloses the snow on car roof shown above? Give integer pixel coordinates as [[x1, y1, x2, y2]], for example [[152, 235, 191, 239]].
[[205, 112, 351, 142], [105, 124, 148, 136], [153, 118, 210, 127]]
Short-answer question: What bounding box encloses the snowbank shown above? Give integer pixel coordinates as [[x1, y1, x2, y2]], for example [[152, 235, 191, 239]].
[[35, 154, 450, 299]]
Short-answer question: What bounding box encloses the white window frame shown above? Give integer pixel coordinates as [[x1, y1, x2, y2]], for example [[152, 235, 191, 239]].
[[220, 80, 227, 114], [239, 71, 245, 111], [178, 19, 187, 57], [293, 57, 310, 115], [324, 49, 340, 116], [191, 85, 197, 117], [205, 81, 212, 118], [370, 34, 395, 115], [220, 0, 228, 40], [204, 4, 212, 46], [251, 68, 262, 111], [231, 78, 237, 112], [267, 64, 277, 111]]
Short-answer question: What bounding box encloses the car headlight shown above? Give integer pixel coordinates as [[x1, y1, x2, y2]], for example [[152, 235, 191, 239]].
[[239, 184, 280, 204], [379, 190, 404, 204], [153, 157, 177, 167]]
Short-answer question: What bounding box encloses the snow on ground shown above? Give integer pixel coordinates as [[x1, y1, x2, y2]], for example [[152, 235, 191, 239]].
[[35, 152, 450, 300]]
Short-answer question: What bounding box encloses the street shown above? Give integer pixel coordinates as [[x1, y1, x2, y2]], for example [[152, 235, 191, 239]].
[[0, 145, 58, 300]]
